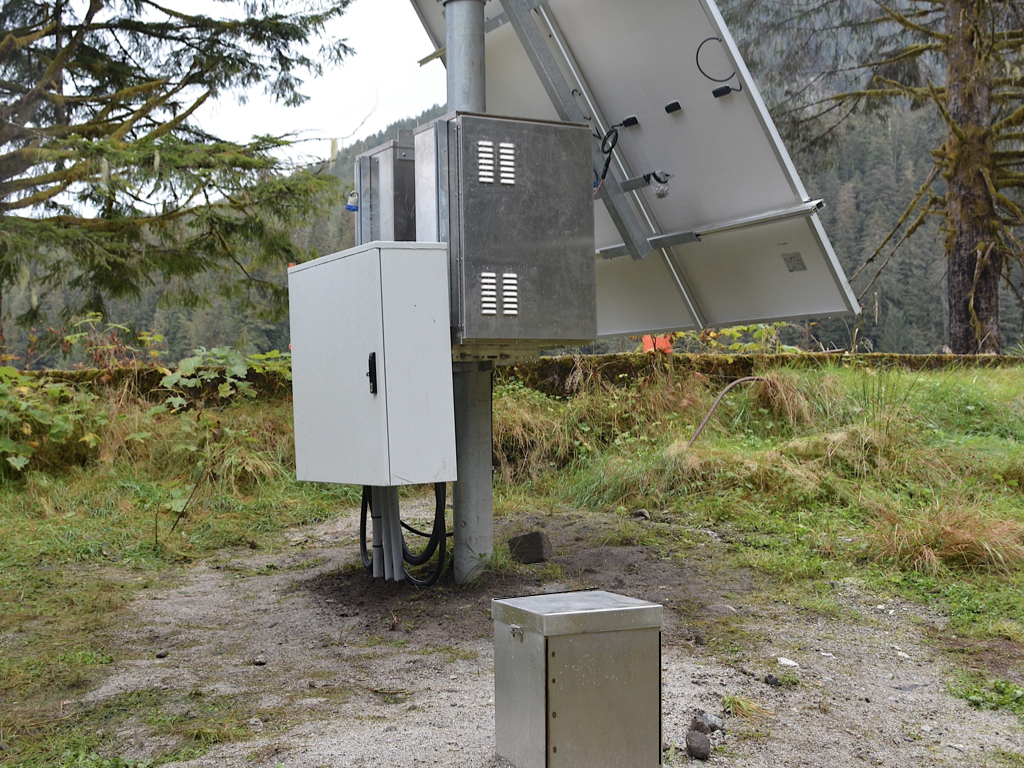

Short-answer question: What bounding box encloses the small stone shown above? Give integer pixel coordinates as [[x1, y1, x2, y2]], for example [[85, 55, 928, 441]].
[[632, 508, 651, 520], [384, 725, 397, 733], [690, 716, 711, 734], [685, 730, 712, 761], [252, 655, 267, 666], [765, 673, 781, 687], [507, 531, 552, 564], [155, 650, 169, 659], [699, 711, 724, 732], [897, 651, 911, 659], [778, 657, 799, 668], [247, 717, 264, 733]]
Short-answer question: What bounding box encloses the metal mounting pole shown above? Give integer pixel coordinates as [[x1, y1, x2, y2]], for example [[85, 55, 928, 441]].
[[444, 0, 492, 583], [452, 360, 493, 582], [444, 0, 486, 113]]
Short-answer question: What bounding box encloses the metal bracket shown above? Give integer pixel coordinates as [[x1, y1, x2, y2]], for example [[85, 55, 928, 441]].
[[484, 0, 547, 32], [497, 0, 651, 261], [598, 200, 826, 260], [509, 623, 525, 642]]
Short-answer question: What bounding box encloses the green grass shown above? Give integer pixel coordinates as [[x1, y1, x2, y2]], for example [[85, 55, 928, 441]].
[[949, 672, 1024, 719], [2, 356, 1024, 763], [0, 392, 362, 766]]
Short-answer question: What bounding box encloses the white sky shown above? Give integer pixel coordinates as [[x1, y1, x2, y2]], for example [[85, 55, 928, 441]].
[[192, 0, 447, 165]]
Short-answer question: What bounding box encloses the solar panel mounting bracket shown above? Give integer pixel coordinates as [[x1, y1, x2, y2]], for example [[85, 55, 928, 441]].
[[497, 0, 652, 261], [598, 199, 827, 260]]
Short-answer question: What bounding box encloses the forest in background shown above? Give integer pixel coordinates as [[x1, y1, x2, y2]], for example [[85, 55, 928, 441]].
[[4, 86, 1023, 366]]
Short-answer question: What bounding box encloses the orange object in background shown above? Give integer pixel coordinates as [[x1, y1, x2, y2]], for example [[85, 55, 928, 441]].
[[642, 334, 673, 354]]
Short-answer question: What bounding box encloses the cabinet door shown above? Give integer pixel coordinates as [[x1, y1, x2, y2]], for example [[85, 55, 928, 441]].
[[290, 249, 391, 485], [380, 246, 457, 484], [547, 629, 661, 768]]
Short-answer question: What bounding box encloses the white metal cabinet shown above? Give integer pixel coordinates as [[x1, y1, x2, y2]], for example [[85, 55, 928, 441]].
[[288, 241, 456, 486]]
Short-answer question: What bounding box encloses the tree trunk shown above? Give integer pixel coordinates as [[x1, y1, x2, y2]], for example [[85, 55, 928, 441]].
[[944, 0, 1001, 354]]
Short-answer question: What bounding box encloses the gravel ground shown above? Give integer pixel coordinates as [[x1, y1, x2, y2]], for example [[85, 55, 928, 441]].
[[86, 507, 1023, 767]]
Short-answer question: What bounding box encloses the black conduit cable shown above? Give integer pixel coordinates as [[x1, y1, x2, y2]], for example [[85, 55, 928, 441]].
[[359, 485, 372, 571], [404, 482, 448, 587], [360, 483, 450, 585], [401, 520, 454, 539], [687, 377, 766, 449], [402, 482, 446, 566]]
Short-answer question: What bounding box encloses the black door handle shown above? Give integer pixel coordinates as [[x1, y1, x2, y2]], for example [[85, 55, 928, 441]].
[[367, 352, 378, 394]]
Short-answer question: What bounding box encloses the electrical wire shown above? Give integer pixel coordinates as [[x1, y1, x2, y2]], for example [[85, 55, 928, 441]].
[[359, 483, 450, 586], [696, 36, 735, 82], [687, 377, 765, 448], [593, 125, 620, 197], [696, 36, 743, 96], [402, 482, 448, 587]]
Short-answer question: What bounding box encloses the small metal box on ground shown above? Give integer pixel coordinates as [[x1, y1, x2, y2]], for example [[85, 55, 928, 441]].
[[492, 591, 662, 768], [288, 241, 456, 486]]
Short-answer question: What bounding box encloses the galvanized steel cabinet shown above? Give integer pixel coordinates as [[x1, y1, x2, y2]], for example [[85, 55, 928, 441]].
[[492, 591, 663, 768]]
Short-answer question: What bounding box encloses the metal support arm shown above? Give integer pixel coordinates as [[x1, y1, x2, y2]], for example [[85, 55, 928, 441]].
[[497, 0, 651, 261]]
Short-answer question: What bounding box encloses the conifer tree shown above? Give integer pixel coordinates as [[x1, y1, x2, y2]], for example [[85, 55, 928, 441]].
[[727, 0, 1024, 353], [0, 0, 352, 351]]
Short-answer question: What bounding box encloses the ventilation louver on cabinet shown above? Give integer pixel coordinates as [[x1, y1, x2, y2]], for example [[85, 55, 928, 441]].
[[478, 141, 495, 184], [502, 273, 519, 315], [481, 272, 498, 315], [499, 143, 516, 185]]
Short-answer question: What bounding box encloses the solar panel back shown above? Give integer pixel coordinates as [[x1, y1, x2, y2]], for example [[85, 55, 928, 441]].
[[408, 0, 860, 333]]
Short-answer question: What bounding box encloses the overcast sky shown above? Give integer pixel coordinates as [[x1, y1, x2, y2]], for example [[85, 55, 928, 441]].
[[192, 0, 447, 165]]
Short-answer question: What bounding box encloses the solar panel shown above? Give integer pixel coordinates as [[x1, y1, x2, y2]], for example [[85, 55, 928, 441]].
[[408, 0, 859, 334]]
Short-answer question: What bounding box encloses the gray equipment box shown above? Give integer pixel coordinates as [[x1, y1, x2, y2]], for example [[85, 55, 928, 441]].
[[288, 242, 456, 486], [354, 130, 416, 244], [415, 113, 597, 361], [492, 591, 663, 768]]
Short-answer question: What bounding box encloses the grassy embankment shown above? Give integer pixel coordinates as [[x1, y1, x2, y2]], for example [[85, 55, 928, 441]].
[[1, 352, 1023, 765]]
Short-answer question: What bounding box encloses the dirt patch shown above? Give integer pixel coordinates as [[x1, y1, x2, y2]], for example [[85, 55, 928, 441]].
[[934, 636, 1024, 681], [80, 506, 1023, 767]]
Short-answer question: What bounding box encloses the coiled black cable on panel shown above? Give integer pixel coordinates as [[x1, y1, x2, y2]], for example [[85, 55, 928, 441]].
[[360, 483, 450, 586], [696, 36, 743, 97], [592, 124, 619, 196]]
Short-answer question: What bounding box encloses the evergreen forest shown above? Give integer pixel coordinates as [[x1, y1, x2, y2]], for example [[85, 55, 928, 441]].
[[4, 55, 1024, 365]]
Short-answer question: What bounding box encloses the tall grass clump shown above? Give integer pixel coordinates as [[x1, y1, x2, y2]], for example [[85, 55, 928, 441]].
[[493, 361, 710, 484], [492, 381, 575, 483], [866, 497, 1024, 573]]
